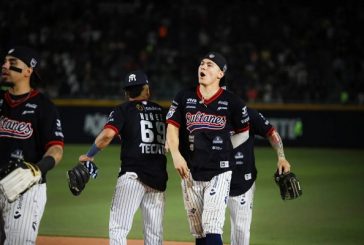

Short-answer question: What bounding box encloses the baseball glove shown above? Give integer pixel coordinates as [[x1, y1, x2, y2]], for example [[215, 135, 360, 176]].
[[274, 171, 302, 200], [67, 161, 98, 196], [0, 158, 42, 203]]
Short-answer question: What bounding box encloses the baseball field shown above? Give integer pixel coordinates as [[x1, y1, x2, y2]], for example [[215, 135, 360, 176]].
[[38, 145, 364, 245]]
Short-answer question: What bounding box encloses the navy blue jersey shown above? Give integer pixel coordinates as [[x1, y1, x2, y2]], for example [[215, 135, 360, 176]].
[[0, 90, 64, 181], [166, 86, 250, 181], [229, 108, 274, 196], [105, 100, 168, 191]]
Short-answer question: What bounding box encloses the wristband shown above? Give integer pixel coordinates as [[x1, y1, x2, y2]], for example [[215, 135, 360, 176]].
[[86, 143, 101, 157], [37, 156, 56, 174]]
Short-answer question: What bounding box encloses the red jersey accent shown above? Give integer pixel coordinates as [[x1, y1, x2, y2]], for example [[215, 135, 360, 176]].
[[196, 86, 224, 105], [4, 90, 39, 108], [45, 141, 64, 150], [166, 119, 180, 128], [104, 124, 119, 134]]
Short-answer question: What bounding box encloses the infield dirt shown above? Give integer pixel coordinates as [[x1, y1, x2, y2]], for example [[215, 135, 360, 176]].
[[37, 236, 194, 245]]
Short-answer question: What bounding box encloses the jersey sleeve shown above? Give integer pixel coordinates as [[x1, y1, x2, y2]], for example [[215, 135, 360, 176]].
[[230, 95, 250, 133], [40, 101, 64, 150], [248, 108, 274, 137], [104, 106, 124, 134], [166, 91, 184, 128]]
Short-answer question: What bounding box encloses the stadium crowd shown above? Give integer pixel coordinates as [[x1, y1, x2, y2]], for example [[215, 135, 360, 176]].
[[1, 0, 363, 104]]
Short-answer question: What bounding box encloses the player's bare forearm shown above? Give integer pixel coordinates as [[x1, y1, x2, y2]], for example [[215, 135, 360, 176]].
[[44, 145, 63, 166], [95, 128, 115, 149], [79, 128, 116, 162], [231, 130, 249, 148], [268, 129, 291, 173], [268, 129, 285, 159], [167, 124, 189, 179]]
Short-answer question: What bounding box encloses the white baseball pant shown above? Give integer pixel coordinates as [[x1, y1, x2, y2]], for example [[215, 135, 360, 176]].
[[0, 183, 47, 245], [109, 172, 165, 245], [181, 171, 232, 238], [227, 182, 256, 245]]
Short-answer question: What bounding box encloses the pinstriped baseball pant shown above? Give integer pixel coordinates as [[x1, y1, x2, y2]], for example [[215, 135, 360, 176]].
[[227, 182, 256, 245], [0, 183, 47, 245], [181, 171, 232, 238], [109, 172, 165, 245]]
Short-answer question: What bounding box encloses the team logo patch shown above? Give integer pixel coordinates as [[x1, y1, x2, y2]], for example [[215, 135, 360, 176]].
[[245, 173, 252, 180], [10, 149, 24, 160], [186, 98, 197, 104], [235, 151, 244, 159], [128, 74, 136, 82], [166, 105, 176, 119], [217, 106, 228, 111], [25, 103, 37, 109], [242, 106, 248, 118], [240, 197, 246, 205], [213, 136, 223, 144], [136, 103, 144, 111], [220, 161, 229, 168], [14, 211, 21, 219], [212, 146, 222, 150], [218, 100, 228, 106], [32, 221, 38, 231], [187, 208, 197, 217], [30, 58, 37, 68], [22, 110, 35, 115], [241, 116, 250, 124]]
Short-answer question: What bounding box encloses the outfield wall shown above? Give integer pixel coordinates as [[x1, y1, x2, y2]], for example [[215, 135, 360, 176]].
[[54, 99, 364, 148]]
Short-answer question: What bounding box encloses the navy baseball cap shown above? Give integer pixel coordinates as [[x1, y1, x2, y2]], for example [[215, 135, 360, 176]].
[[7, 46, 42, 82], [202, 51, 228, 73], [123, 70, 149, 89]]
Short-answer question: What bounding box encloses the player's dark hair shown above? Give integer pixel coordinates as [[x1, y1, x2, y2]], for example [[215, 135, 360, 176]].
[[125, 85, 144, 98]]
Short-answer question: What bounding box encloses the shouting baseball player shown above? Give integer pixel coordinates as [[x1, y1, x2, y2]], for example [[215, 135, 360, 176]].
[[228, 107, 291, 245], [78, 70, 168, 245], [166, 52, 250, 245], [0, 46, 64, 244]]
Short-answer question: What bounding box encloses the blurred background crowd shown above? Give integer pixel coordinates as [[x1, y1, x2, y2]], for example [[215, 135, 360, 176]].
[[1, 0, 363, 104]]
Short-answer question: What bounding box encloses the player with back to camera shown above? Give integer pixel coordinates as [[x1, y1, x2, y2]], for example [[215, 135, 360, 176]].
[[0, 46, 64, 244], [227, 106, 292, 245], [166, 51, 250, 245], [78, 70, 168, 245]]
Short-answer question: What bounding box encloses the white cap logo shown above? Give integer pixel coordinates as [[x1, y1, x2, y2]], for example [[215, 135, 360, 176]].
[[30, 58, 37, 68], [128, 74, 136, 82], [8, 49, 14, 54], [208, 54, 215, 59]]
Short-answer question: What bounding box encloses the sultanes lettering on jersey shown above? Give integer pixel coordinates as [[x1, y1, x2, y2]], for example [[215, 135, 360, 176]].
[[0, 116, 33, 139], [186, 111, 226, 133]]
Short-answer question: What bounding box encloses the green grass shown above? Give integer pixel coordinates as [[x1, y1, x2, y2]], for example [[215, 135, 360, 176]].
[[39, 145, 364, 244]]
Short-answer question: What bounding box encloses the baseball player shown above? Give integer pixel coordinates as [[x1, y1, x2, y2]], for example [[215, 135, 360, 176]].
[[166, 52, 250, 245], [0, 46, 64, 244], [228, 107, 291, 245], [78, 70, 168, 245]]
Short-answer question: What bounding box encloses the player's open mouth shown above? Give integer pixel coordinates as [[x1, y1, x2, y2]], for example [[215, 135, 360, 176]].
[[200, 72, 205, 77]]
